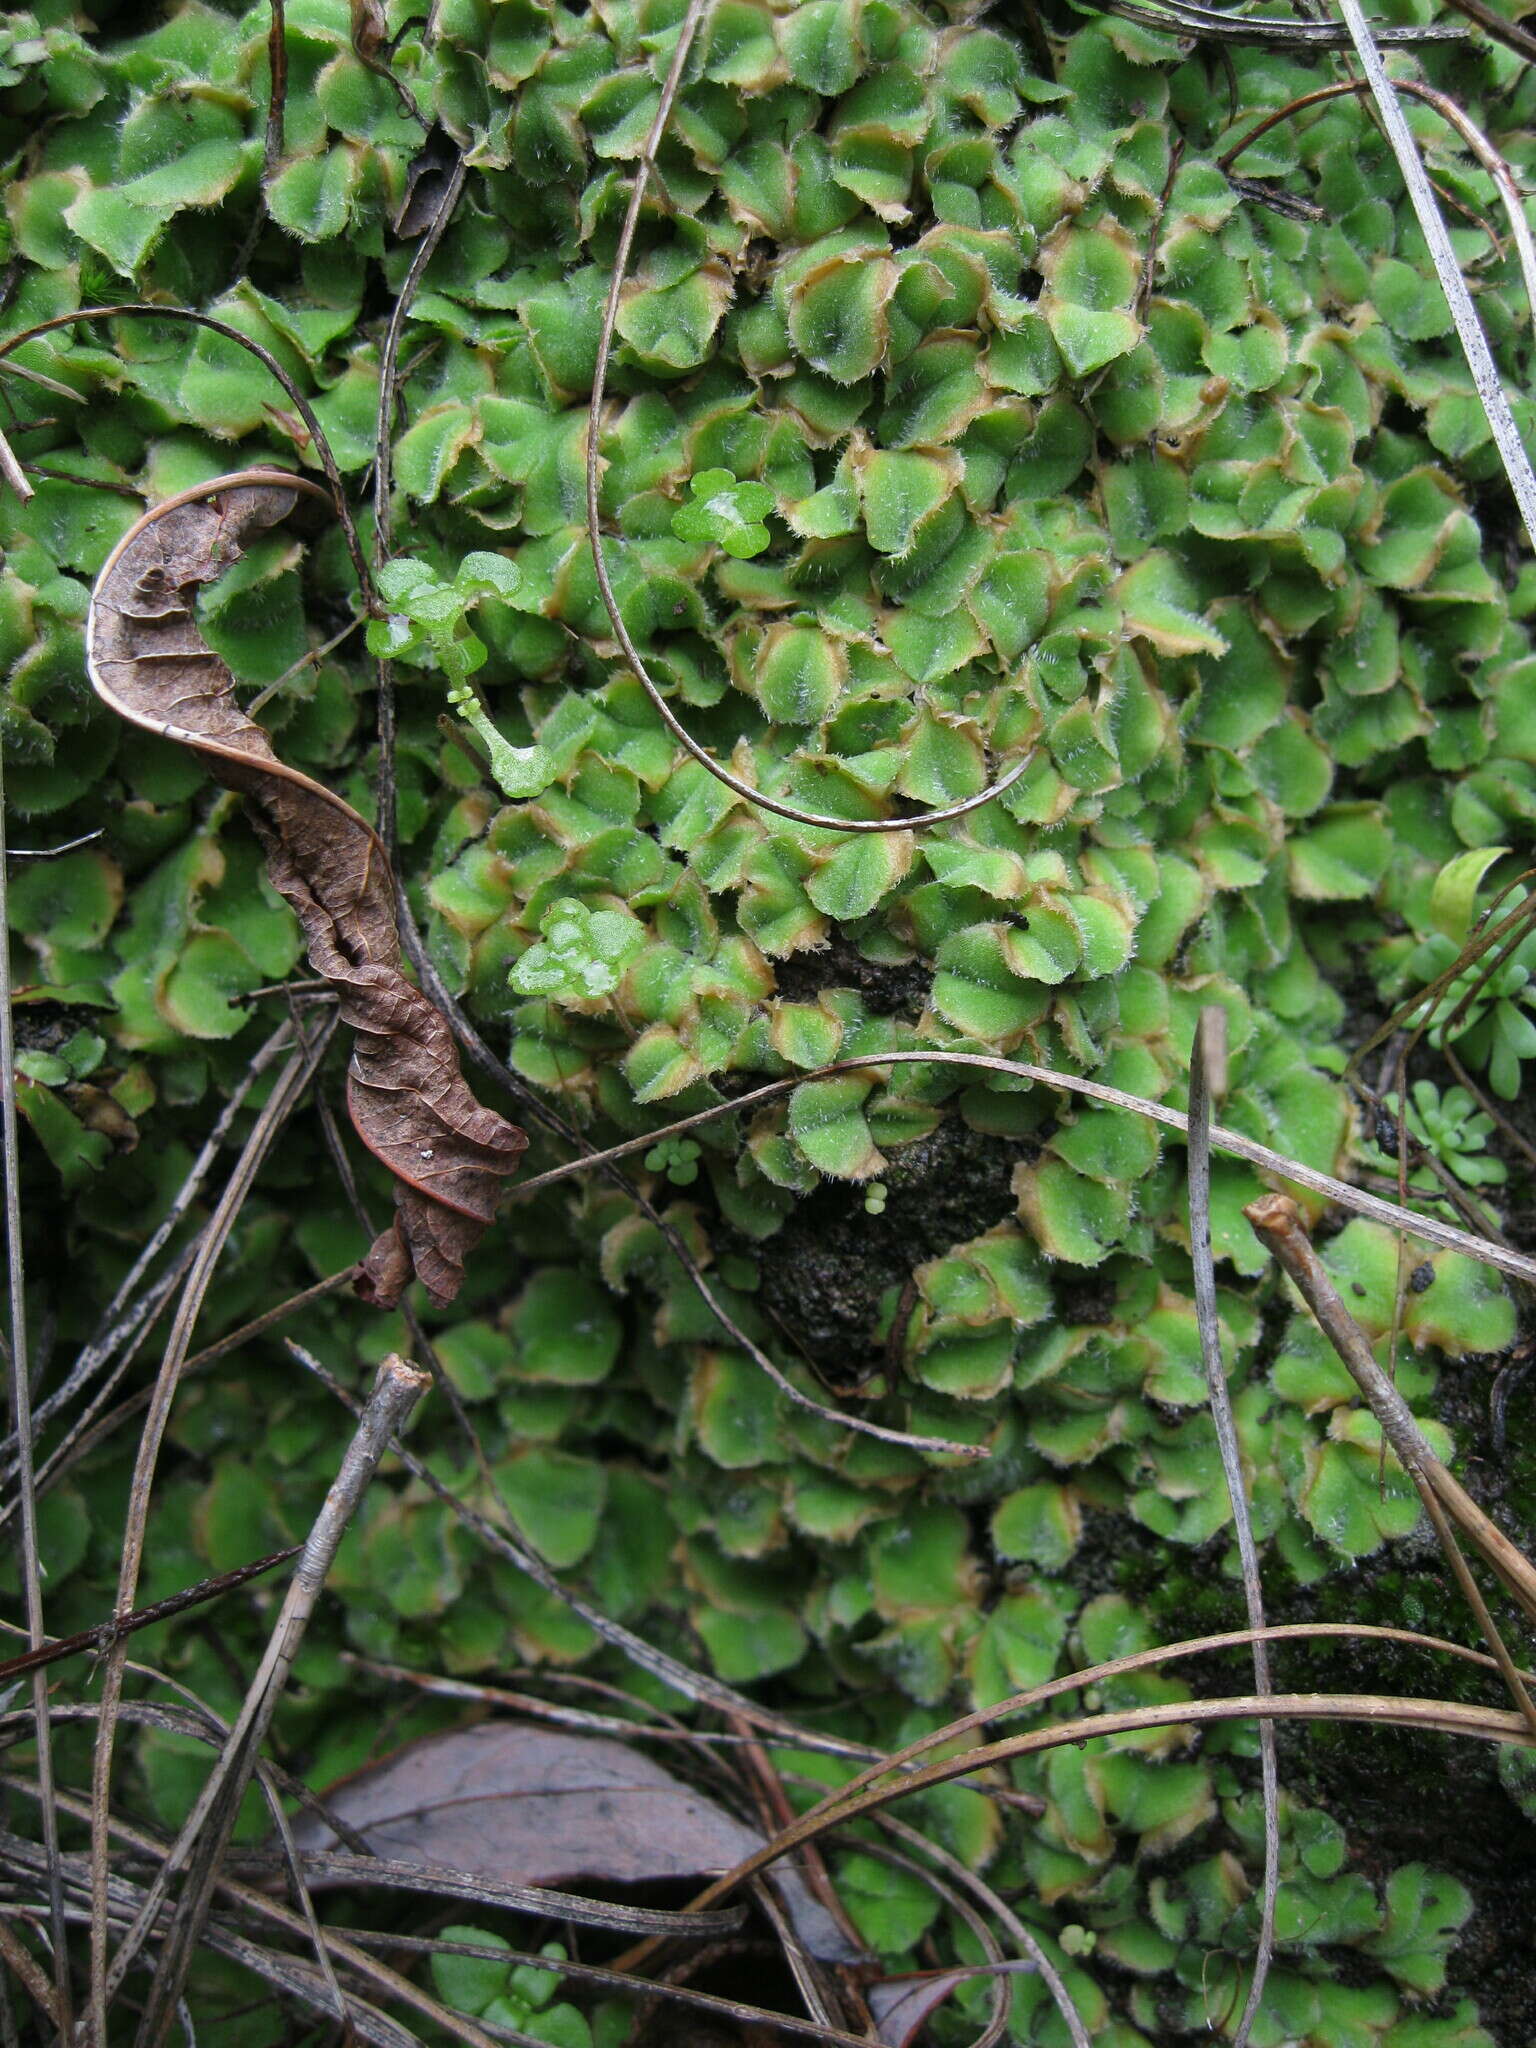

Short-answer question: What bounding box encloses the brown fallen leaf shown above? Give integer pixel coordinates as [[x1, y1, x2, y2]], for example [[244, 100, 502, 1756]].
[[87, 471, 527, 1307], [291, 1719, 863, 1963], [869, 1960, 1037, 2047], [350, 0, 388, 62]]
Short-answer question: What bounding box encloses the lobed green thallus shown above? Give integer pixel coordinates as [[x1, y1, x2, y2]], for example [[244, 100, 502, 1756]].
[[2, 0, 1533, 2037]]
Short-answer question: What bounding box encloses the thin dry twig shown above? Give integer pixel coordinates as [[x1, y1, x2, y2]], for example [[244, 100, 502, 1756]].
[[1244, 1194, 1536, 1625], [1106, 0, 1467, 41], [353, 0, 429, 129], [237, 1847, 746, 1940], [1415, 1483, 1536, 1740], [110, 1357, 430, 2044], [337, 1654, 798, 1750], [17, 462, 143, 500], [286, 1338, 895, 1762], [0, 1919, 57, 2035], [1245, 1194, 1536, 1739], [330, 1928, 875, 2048], [5, 829, 102, 860], [1219, 79, 1536, 338], [0, 1948, 21, 2048], [1352, 878, 1536, 1080], [1334, 0, 1536, 552], [1350, 1076, 1508, 1242], [0, 307, 369, 592], [1446, 1043, 1536, 1174], [0, 354, 80, 404], [731, 1716, 865, 1975], [229, 0, 289, 280], [745, 1874, 843, 2038], [371, 156, 465, 579], [84, 1014, 336, 2047], [247, 614, 366, 719], [0, 1548, 300, 1685], [263, 0, 286, 183], [871, 1811, 1075, 2048], [509, 1048, 1536, 1288], [1492, 1352, 1535, 1458], [0, 426, 32, 502], [0, 739, 72, 2041], [370, 150, 466, 853], [1440, 0, 1536, 62], [848, 1834, 1013, 2048], [1189, 1009, 1276, 2048]]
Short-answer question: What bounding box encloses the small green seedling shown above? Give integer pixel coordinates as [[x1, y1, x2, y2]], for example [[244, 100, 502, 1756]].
[[669, 469, 775, 558], [644, 1134, 701, 1185], [510, 898, 645, 1002], [13, 1028, 114, 1188], [1361, 1081, 1506, 1192], [431, 1930, 601, 2047], [1386, 853, 1536, 1099], [864, 1180, 888, 1215], [15, 1027, 105, 1089], [366, 553, 519, 679], [1401, 929, 1536, 1100], [367, 553, 554, 798]]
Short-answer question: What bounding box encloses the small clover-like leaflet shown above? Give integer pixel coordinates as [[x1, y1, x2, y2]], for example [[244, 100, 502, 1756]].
[[669, 468, 775, 559], [644, 1136, 701, 1185], [510, 898, 645, 1002]]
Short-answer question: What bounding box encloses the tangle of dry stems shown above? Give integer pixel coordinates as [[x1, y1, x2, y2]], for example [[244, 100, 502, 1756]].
[[6, 0, 1536, 2037]]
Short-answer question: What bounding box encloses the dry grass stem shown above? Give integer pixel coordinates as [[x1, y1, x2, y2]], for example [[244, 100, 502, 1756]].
[[0, 739, 72, 2041], [1245, 1193, 1536, 1623], [1189, 1009, 1277, 2048]]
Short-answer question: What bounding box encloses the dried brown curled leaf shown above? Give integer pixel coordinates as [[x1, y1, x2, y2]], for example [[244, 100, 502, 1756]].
[[86, 470, 526, 1306]]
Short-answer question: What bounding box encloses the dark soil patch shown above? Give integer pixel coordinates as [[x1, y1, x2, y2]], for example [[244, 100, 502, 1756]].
[[756, 1112, 1029, 1369]]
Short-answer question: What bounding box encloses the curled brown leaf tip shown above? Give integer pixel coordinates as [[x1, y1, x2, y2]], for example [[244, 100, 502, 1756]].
[[87, 471, 527, 1306]]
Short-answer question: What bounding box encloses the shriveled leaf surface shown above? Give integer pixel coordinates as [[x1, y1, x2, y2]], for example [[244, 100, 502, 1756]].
[[87, 475, 526, 1304], [869, 1964, 1035, 2046], [291, 1719, 859, 1961]]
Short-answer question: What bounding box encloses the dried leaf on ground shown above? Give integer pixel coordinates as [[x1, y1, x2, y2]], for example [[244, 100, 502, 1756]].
[[87, 473, 526, 1306], [291, 1719, 862, 1962], [868, 1962, 1036, 2047]]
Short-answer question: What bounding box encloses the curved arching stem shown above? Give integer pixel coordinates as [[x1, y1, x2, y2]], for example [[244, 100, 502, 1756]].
[[508, 1047, 1536, 1289], [585, 0, 1036, 835], [0, 303, 370, 594]]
